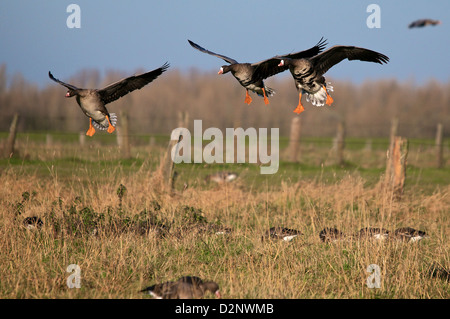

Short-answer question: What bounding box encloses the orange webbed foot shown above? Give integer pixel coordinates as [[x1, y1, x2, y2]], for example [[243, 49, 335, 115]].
[[86, 128, 95, 137], [107, 125, 116, 134], [324, 85, 334, 106], [244, 90, 252, 105], [293, 92, 305, 114], [86, 118, 96, 136], [106, 115, 116, 134], [293, 104, 305, 114], [262, 88, 270, 105]]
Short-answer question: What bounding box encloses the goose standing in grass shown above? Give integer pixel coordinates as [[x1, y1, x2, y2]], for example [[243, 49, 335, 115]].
[[23, 216, 43, 230], [393, 227, 428, 242], [319, 227, 346, 243], [205, 172, 238, 184], [408, 19, 441, 28], [273, 45, 389, 114], [48, 63, 169, 136], [188, 38, 326, 105], [262, 227, 302, 242], [428, 263, 450, 282], [356, 227, 390, 240], [141, 276, 221, 299]]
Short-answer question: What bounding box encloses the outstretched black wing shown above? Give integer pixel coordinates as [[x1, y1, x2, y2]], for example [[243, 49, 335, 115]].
[[310, 45, 389, 75], [97, 62, 169, 105]]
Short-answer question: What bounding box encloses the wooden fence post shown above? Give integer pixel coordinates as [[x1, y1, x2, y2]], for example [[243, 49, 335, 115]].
[[384, 136, 408, 198], [46, 134, 53, 147], [79, 131, 86, 146], [389, 117, 398, 147], [3, 113, 19, 158], [287, 117, 301, 162], [149, 136, 155, 147], [364, 139, 372, 152], [162, 111, 189, 191], [435, 123, 443, 169]]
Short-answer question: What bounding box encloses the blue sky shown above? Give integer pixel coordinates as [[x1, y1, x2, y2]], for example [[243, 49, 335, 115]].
[[0, 0, 449, 87]]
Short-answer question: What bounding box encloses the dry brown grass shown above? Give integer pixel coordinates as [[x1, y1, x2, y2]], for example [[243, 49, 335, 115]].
[[0, 157, 448, 299]]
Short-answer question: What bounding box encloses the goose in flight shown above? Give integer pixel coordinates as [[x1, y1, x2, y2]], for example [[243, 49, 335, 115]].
[[48, 62, 169, 136], [273, 45, 389, 114], [188, 38, 327, 105], [408, 19, 441, 28]]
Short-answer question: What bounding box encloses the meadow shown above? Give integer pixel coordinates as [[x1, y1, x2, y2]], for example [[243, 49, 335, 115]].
[[0, 133, 448, 298]]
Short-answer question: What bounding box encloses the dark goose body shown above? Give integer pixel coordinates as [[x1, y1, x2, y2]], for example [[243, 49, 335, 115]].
[[319, 227, 346, 242], [262, 226, 302, 242], [356, 227, 390, 240], [141, 276, 221, 299], [394, 227, 428, 242]]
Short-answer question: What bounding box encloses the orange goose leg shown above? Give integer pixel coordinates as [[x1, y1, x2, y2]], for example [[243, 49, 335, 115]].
[[293, 92, 305, 114], [324, 85, 334, 106], [244, 89, 252, 105], [262, 88, 270, 105], [86, 118, 96, 137], [106, 115, 116, 134]]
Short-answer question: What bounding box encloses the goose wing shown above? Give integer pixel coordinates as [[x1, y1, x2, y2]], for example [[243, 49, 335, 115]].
[[48, 71, 81, 91], [310, 45, 389, 76], [97, 62, 169, 105], [188, 39, 239, 64]]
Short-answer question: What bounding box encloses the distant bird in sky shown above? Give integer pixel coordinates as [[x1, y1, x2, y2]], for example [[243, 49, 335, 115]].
[[188, 38, 326, 105], [271, 45, 389, 114], [48, 63, 169, 136], [408, 19, 442, 28]]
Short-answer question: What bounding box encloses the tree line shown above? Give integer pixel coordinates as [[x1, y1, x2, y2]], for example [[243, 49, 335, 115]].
[[0, 64, 448, 138]]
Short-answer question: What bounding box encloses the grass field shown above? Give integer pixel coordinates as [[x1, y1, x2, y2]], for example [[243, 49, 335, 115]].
[[0, 133, 449, 298]]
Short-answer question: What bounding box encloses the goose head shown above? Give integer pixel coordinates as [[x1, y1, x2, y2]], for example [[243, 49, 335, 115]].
[[65, 90, 77, 98], [218, 65, 232, 75], [203, 282, 221, 298]]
